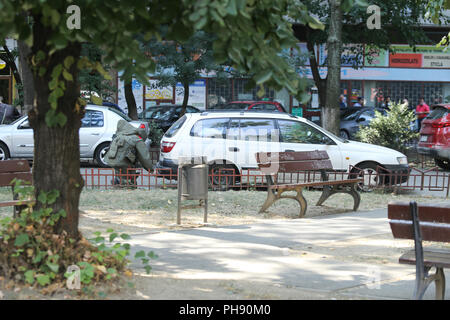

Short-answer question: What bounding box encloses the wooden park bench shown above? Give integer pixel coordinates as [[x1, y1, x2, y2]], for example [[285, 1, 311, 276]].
[[388, 201, 450, 300], [256, 150, 362, 217], [0, 159, 34, 216]]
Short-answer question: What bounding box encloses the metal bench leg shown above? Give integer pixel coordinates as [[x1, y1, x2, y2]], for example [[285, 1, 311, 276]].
[[259, 189, 277, 213], [434, 267, 446, 300], [295, 188, 307, 218], [349, 183, 361, 211], [316, 185, 332, 207]]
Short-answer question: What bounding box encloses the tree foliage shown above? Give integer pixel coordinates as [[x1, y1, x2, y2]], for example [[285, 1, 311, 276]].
[[0, 0, 320, 236]]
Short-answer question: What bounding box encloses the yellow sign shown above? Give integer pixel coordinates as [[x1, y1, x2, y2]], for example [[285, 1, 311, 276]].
[[0, 59, 6, 70]]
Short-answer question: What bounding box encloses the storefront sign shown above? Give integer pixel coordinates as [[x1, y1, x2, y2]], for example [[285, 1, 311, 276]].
[[364, 48, 389, 67], [389, 53, 422, 68], [144, 79, 173, 100], [422, 54, 450, 68]]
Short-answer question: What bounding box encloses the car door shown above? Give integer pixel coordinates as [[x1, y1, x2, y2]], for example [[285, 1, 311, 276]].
[[226, 118, 280, 169], [277, 119, 344, 170], [12, 118, 34, 156], [79, 110, 107, 156]]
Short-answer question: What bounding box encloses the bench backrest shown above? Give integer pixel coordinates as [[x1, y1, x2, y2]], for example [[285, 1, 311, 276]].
[[256, 150, 332, 174], [0, 160, 32, 187], [388, 201, 450, 243]]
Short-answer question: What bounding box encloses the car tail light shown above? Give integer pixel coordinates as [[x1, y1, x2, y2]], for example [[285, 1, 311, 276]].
[[161, 141, 176, 153], [139, 123, 146, 129], [431, 122, 450, 128]]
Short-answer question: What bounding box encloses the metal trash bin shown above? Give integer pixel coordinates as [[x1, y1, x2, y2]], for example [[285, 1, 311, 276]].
[[177, 156, 208, 225]]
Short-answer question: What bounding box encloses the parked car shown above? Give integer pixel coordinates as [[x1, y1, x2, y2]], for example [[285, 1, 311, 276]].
[[340, 107, 387, 140], [211, 101, 287, 113], [139, 104, 200, 132], [0, 104, 150, 167], [156, 111, 409, 189], [417, 104, 450, 170]]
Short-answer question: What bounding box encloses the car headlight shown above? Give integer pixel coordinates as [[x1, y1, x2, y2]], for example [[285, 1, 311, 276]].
[[397, 157, 408, 165]]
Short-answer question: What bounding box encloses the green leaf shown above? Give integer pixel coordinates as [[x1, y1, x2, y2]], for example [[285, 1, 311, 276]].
[[63, 69, 73, 82], [14, 233, 29, 247], [36, 274, 50, 286], [46, 262, 59, 273], [254, 69, 273, 85], [134, 250, 146, 258], [120, 233, 131, 240], [24, 270, 35, 284]]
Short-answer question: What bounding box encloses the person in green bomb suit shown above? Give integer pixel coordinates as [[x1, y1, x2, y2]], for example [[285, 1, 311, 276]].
[[105, 120, 153, 188]]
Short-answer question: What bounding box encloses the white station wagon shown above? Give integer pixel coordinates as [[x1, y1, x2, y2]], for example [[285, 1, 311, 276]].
[[0, 104, 149, 167], [156, 111, 410, 187]]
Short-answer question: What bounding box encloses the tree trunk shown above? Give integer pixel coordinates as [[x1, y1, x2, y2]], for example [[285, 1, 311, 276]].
[[180, 82, 189, 117], [28, 18, 84, 239], [124, 79, 138, 120], [323, 0, 343, 135], [18, 40, 34, 115], [305, 28, 327, 109]]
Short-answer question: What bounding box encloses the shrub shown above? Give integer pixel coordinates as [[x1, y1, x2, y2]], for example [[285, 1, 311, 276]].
[[355, 103, 419, 154], [147, 120, 164, 147], [0, 179, 157, 294]]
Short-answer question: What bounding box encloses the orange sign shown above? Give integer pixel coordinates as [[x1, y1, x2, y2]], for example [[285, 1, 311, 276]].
[[389, 53, 422, 68]]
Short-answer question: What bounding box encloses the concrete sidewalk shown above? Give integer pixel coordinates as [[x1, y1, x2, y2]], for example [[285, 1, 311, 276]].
[[127, 204, 450, 300]]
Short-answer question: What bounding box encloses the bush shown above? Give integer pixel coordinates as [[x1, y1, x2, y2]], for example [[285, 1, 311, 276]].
[[0, 179, 157, 294], [147, 120, 164, 147], [355, 103, 419, 154]]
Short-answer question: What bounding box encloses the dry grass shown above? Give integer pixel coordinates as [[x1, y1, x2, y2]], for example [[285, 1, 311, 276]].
[[0, 187, 441, 237]]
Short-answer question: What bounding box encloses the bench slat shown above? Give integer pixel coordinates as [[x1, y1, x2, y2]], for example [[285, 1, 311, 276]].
[[0, 172, 33, 187], [389, 221, 450, 243], [0, 160, 30, 173], [388, 202, 450, 224], [399, 249, 450, 268], [270, 179, 361, 189], [0, 200, 35, 207]]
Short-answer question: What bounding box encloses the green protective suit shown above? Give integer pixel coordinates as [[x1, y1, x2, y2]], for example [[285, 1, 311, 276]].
[[105, 120, 153, 186]]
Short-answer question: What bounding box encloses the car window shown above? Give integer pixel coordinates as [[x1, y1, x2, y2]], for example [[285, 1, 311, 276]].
[[278, 120, 334, 145], [190, 118, 229, 138], [426, 107, 448, 120], [18, 119, 31, 129], [359, 110, 375, 121], [222, 103, 251, 110], [144, 107, 172, 120], [81, 110, 104, 127], [224, 118, 276, 141], [165, 115, 187, 138], [251, 104, 278, 111], [239, 119, 276, 141], [342, 110, 360, 121]]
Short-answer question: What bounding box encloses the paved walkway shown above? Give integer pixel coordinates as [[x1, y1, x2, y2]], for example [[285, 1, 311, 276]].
[[127, 204, 450, 300]]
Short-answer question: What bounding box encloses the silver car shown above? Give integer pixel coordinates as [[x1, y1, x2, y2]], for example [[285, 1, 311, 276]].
[[0, 104, 150, 167]]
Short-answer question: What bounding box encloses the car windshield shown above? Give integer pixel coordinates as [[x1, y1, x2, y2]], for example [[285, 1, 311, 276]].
[[341, 109, 361, 121], [143, 107, 174, 120], [426, 106, 448, 120], [5, 115, 27, 126]]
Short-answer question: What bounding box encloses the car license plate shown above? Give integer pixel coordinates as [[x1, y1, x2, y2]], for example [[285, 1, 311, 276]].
[[420, 135, 428, 142]]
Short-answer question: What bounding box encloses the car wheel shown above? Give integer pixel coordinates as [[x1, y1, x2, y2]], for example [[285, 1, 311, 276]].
[[210, 164, 238, 190], [435, 158, 450, 171], [340, 130, 350, 140], [350, 162, 380, 192], [0, 142, 10, 161], [95, 142, 111, 168]]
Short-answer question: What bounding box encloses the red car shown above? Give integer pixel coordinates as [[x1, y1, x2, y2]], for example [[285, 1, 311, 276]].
[[213, 101, 287, 112], [417, 103, 450, 170]]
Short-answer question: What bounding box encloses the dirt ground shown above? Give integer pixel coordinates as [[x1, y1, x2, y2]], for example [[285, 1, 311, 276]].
[[0, 187, 446, 300]]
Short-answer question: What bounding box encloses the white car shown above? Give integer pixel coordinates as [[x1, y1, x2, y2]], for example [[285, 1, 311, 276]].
[[156, 111, 409, 186], [0, 104, 150, 167]]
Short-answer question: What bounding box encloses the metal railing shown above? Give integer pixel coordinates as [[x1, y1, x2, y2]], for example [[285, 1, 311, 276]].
[[81, 166, 450, 196]]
